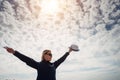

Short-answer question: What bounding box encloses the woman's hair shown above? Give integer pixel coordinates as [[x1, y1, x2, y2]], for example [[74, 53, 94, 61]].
[[41, 49, 51, 61]]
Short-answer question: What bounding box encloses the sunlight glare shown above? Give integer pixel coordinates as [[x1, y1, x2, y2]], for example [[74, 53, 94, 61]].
[[41, 0, 59, 14]]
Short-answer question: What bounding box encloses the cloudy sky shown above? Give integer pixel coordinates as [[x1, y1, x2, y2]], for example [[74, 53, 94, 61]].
[[0, 0, 120, 80]]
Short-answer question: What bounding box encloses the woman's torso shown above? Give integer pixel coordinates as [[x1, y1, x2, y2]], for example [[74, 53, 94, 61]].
[[37, 61, 56, 80]]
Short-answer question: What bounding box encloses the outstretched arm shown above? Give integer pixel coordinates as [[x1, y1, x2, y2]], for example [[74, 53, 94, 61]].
[[54, 48, 73, 69], [4, 47, 39, 69]]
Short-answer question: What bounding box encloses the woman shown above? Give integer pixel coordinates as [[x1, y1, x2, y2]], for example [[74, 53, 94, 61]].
[[4, 46, 73, 80]]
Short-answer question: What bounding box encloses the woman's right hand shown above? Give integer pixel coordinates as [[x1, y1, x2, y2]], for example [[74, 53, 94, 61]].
[[4, 47, 15, 54]]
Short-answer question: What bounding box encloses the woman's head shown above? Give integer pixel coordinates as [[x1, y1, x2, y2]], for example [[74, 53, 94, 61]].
[[41, 50, 52, 61]]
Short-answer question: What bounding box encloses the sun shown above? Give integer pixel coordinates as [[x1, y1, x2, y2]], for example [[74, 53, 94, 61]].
[[40, 0, 59, 14]]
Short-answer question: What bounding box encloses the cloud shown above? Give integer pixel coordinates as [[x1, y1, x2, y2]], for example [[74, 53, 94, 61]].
[[0, 0, 120, 80]]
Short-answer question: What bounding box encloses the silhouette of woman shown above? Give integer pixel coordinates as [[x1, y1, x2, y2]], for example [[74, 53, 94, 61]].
[[4, 46, 73, 80]]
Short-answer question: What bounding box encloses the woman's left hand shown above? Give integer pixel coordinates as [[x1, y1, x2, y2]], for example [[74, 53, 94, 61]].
[[68, 47, 73, 53]]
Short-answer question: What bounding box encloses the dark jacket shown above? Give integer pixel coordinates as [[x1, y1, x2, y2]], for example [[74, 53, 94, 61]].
[[13, 51, 69, 80]]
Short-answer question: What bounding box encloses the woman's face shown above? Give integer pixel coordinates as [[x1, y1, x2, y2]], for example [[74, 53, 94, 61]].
[[44, 51, 52, 61]]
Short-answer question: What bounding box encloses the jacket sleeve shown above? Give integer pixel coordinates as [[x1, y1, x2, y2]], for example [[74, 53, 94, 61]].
[[13, 51, 39, 69], [54, 52, 69, 69]]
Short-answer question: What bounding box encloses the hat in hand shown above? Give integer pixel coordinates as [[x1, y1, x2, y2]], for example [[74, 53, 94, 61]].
[[70, 44, 79, 51]]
